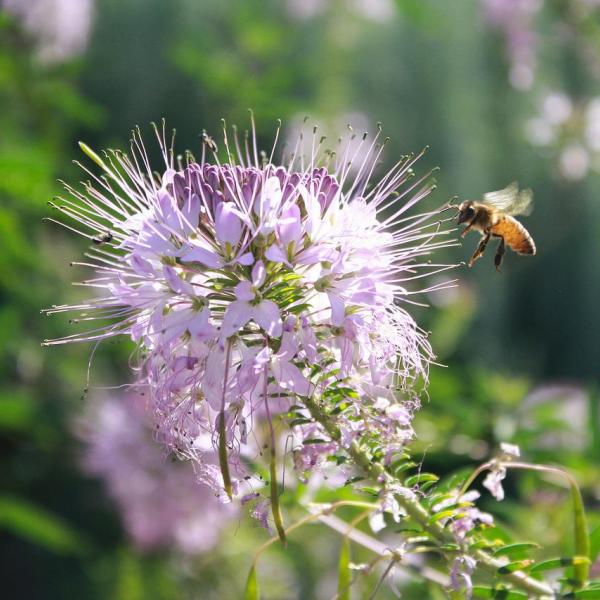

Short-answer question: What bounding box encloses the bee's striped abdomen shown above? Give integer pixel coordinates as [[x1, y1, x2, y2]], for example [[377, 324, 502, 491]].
[[491, 215, 536, 255]]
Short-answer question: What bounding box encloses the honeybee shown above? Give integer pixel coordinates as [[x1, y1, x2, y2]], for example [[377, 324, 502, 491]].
[[457, 182, 536, 271]]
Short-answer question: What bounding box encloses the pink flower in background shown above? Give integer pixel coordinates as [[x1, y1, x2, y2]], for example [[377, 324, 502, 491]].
[[481, 0, 542, 89], [524, 91, 600, 180], [46, 118, 456, 506], [4, 0, 95, 63], [76, 393, 234, 553]]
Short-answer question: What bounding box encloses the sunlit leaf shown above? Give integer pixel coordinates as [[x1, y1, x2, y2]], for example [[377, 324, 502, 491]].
[[589, 524, 600, 563], [244, 564, 259, 600], [472, 586, 528, 599], [493, 542, 540, 558], [496, 560, 533, 574], [529, 556, 590, 574], [0, 495, 85, 554], [404, 473, 439, 488]]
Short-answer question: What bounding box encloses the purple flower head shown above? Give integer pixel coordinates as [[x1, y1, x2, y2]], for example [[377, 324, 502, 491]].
[[46, 118, 456, 507]]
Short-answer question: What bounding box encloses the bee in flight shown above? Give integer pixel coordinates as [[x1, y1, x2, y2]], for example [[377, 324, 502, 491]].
[[457, 182, 536, 271]]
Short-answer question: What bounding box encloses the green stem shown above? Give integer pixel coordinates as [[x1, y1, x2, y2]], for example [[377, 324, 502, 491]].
[[302, 395, 555, 599], [218, 342, 233, 500], [263, 362, 286, 545], [251, 500, 379, 566], [498, 461, 589, 588]]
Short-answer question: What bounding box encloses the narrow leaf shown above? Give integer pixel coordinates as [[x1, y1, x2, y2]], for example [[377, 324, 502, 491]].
[[337, 538, 351, 600], [573, 591, 600, 599], [404, 473, 439, 488], [497, 560, 533, 575], [472, 586, 528, 599], [530, 556, 590, 574], [428, 508, 464, 525], [493, 542, 540, 558], [217, 412, 233, 501], [570, 479, 591, 586], [0, 495, 85, 554], [589, 524, 600, 563], [244, 565, 259, 600]]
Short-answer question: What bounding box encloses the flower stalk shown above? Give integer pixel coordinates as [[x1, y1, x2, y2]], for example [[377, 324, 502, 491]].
[[219, 341, 234, 500], [302, 394, 556, 598], [462, 459, 590, 589], [263, 361, 286, 545]]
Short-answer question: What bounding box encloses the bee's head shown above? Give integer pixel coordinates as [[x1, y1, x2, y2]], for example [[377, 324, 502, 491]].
[[457, 201, 476, 225]]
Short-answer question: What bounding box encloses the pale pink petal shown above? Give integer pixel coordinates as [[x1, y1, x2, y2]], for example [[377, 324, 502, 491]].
[[181, 193, 201, 231], [299, 315, 318, 362], [188, 308, 217, 340], [257, 176, 282, 216], [236, 251, 255, 266], [296, 245, 336, 266], [221, 301, 252, 339], [253, 300, 282, 337], [163, 266, 195, 295], [181, 245, 222, 268], [235, 281, 254, 301], [277, 331, 299, 361], [251, 260, 266, 287], [299, 185, 322, 239], [329, 294, 345, 326], [278, 203, 302, 245], [215, 202, 243, 246], [265, 244, 290, 266], [271, 358, 310, 396], [203, 346, 227, 410]]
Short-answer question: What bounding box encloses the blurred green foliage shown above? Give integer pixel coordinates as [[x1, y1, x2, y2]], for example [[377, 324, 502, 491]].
[[0, 0, 599, 598]]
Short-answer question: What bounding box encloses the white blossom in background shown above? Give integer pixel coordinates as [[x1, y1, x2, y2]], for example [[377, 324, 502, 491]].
[[3, 0, 94, 63], [481, 0, 543, 90], [523, 90, 600, 179], [286, 0, 394, 23]]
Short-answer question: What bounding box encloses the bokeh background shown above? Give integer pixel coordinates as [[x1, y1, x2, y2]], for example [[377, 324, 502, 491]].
[[1, 0, 599, 598]]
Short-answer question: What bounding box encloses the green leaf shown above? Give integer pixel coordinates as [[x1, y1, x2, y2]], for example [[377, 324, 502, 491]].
[[0, 495, 85, 554], [493, 542, 540, 558], [0, 393, 36, 431], [391, 461, 417, 476], [404, 473, 439, 488], [427, 508, 464, 525], [337, 538, 351, 600], [530, 556, 590, 574], [589, 524, 600, 563], [573, 591, 600, 599], [472, 586, 528, 599], [244, 564, 259, 600], [288, 418, 313, 428], [570, 479, 591, 586], [496, 560, 533, 574]]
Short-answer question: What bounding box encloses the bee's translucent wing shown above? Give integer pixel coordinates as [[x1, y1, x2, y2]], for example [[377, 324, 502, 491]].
[[507, 188, 534, 216], [483, 182, 534, 216]]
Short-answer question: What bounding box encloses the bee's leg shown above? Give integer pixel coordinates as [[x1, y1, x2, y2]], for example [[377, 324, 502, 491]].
[[494, 236, 506, 272], [468, 232, 490, 267], [460, 222, 474, 238]]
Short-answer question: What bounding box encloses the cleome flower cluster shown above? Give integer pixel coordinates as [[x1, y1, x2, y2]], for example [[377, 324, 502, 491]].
[[45, 118, 455, 511]]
